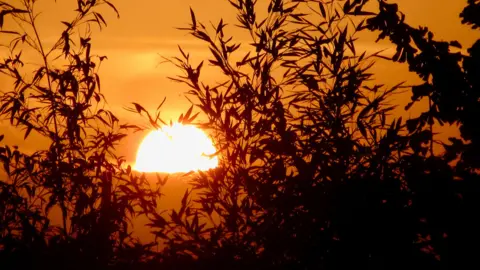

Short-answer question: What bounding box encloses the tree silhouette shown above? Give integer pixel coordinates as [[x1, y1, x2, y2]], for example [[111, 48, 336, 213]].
[[151, 0, 480, 269], [1, 0, 479, 269], [363, 1, 480, 268]]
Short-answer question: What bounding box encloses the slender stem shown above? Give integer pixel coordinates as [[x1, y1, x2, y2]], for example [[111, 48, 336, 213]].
[[26, 0, 66, 233], [429, 96, 434, 157]]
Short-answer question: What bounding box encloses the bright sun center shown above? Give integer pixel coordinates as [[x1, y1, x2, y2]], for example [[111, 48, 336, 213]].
[[134, 123, 218, 173]]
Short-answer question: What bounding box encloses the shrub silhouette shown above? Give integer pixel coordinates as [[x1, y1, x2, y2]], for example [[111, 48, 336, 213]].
[[0, 1, 161, 269], [0, 0, 479, 270]]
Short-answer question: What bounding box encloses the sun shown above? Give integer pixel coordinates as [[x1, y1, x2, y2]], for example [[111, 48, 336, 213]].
[[133, 123, 218, 173]]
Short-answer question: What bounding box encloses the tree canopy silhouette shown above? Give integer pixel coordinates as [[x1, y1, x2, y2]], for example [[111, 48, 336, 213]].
[[1, 0, 480, 269]]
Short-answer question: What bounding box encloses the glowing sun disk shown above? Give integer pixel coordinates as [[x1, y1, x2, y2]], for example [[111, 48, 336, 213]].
[[134, 123, 218, 173]]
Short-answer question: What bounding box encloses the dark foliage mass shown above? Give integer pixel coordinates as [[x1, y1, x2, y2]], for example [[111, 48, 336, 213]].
[[1, 0, 479, 269]]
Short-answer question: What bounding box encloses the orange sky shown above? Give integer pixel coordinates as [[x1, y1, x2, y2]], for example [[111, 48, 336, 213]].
[[0, 0, 478, 243], [1, 0, 477, 162], [1, 0, 478, 161]]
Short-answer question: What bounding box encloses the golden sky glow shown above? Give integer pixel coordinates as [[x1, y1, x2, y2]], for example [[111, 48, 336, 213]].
[[0, 0, 477, 164]]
